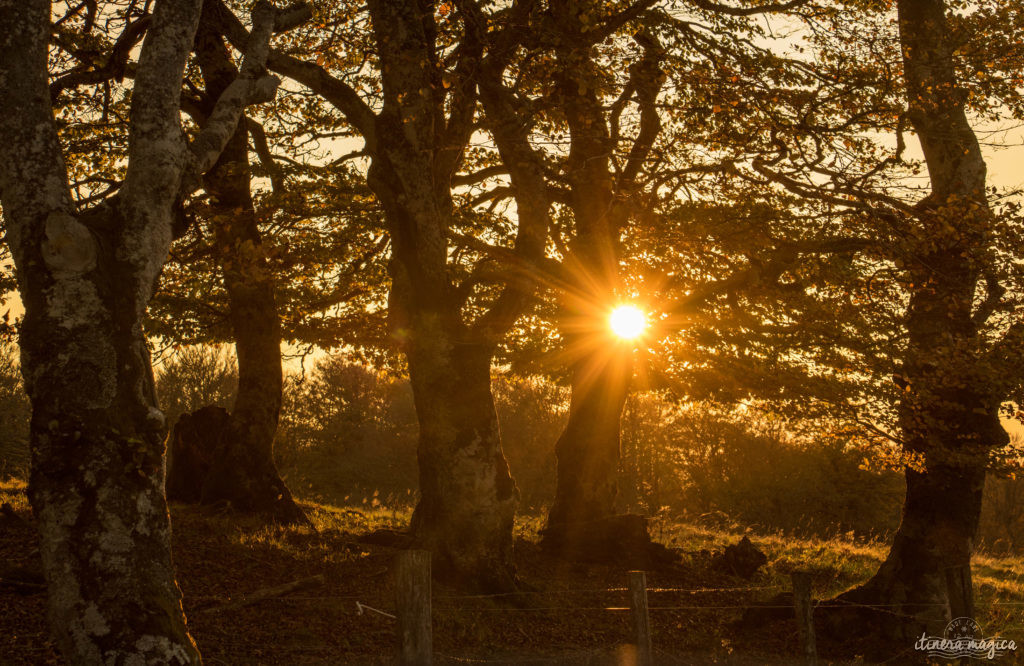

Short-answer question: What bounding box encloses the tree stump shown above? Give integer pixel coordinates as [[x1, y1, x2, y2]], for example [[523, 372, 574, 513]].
[[166, 405, 230, 504], [166, 405, 308, 525]]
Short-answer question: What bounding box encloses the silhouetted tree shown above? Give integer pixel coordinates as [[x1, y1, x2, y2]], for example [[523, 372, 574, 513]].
[[0, 0, 295, 659]]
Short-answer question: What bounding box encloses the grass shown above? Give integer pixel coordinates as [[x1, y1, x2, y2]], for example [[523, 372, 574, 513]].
[[3, 481, 1023, 664]]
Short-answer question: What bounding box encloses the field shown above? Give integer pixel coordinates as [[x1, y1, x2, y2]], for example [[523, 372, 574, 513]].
[[3, 479, 1022, 664]]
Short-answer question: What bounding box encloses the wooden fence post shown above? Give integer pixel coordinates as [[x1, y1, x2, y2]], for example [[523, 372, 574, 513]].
[[628, 570, 653, 666], [791, 571, 817, 666], [396, 549, 432, 666]]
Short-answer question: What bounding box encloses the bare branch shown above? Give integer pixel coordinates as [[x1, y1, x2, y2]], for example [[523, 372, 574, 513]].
[[686, 0, 810, 17], [210, 0, 378, 146], [122, 0, 203, 209], [49, 15, 152, 101], [183, 1, 293, 194]]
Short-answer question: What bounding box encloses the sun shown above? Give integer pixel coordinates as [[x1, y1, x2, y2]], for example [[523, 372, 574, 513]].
[[609, 305, 646, 340]]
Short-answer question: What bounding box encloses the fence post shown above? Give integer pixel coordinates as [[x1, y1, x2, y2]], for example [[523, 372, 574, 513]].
[[791, 571, 817, 666], [628, 571, 653, 666], [945, 564, 973, 620], [395, 549, 432, 666]]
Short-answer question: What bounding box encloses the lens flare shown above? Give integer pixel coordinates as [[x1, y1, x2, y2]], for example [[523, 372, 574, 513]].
[[609, 305, 646, 340]]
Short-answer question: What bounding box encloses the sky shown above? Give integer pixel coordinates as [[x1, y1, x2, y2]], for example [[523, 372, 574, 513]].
[[2, 9, 1023, 433]]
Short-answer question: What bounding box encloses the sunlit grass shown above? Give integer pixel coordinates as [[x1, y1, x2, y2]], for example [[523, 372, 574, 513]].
[[654, 520, 1024, 637], [0, 478, 28, 512], [4, 479, 1024, 639]]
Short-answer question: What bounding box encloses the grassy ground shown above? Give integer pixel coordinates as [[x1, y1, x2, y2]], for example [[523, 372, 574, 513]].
[[2, 479, 1022, 664]]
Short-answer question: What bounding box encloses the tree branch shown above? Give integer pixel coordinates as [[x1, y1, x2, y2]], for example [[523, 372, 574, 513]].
[[49, 15, 152, 101], [182, 1, 292, 195], [687, 0, 810, 17], [210, 0, 378, 147], [121, 0, 203, 210]]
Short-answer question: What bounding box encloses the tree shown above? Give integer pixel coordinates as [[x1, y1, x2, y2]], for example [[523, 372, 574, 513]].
[[163, 3, 311, 525], [0, 0, 290, 659], [211, 0, 547, 591], [642, 0, 1024, 635], [835, 0, 1023, 633], [451, 0, 669, 557], [466, 0, 815, 558]]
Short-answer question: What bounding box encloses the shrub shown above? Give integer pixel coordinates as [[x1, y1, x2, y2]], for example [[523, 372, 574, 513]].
[[0, 342, 29, 480], [155, 345, 238, 428], [277, 356, 419, 506]]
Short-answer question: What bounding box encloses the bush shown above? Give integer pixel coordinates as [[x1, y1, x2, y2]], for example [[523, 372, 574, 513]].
[[155, 345, 238, 428], [619, 400, 905, 540], [0, 342, 29, 480], [277, 356, 419, 506], [978, 471, 1024, 555]]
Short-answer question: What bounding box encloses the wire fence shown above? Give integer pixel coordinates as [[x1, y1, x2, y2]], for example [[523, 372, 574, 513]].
[[171, 554, 1024, 665], [139, 553, 1024, 665]]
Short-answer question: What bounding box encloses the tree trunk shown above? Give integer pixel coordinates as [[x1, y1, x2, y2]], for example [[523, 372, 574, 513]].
[[840, 461, 987, 638], [165, 21, 307, 525], [358, 0, 520, 591], [406, 340, 518, 592], [369, 150, 519, 592], [541, 19, 656, 557], [1, 1, 205, 659], [23, 255, 202, 662], [543, 346, 652, 556], [835, 0, 1004, 635], [1, 0, 286, 658]]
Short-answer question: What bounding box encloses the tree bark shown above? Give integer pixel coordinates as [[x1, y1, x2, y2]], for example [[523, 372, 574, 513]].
[[164, 18, 306, 525], [838, 0, 1005, 634], [367, 139, 519, 590], [544, 344, 644, 553], [840, 460, 988, 637], [0, 0, 285, 659], [405, 341, 518, 592], [359, 0, 519, 591], [0, 0, 206, 661]]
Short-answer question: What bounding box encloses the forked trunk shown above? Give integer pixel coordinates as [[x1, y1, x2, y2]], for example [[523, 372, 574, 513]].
[[2, 0, 289, 657], [368, 158, 519, 589], [0, 0, 207, 660], [540, 15, 663, 558], [165, 23, 306, 525]]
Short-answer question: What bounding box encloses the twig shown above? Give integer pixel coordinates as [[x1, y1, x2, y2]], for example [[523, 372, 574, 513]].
[[199, 574, 325, 614]]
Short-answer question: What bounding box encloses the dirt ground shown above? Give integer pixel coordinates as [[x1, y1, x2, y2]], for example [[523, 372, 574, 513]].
[[3, 488, 1018, 664]]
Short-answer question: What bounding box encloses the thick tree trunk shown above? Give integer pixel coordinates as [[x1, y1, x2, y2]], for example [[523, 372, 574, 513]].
[[0, 0, 208, 660], [358, 0, 520, 591], [406, 341, 518, 592], [1, 0, 286, 658], [835, 0, 1004, 635], [840, 461, 987, 637], [24, 274, 202, 663], [165, 22, 307, 525], [370, 154, 519, 591], [543, 346, 652, 556]]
